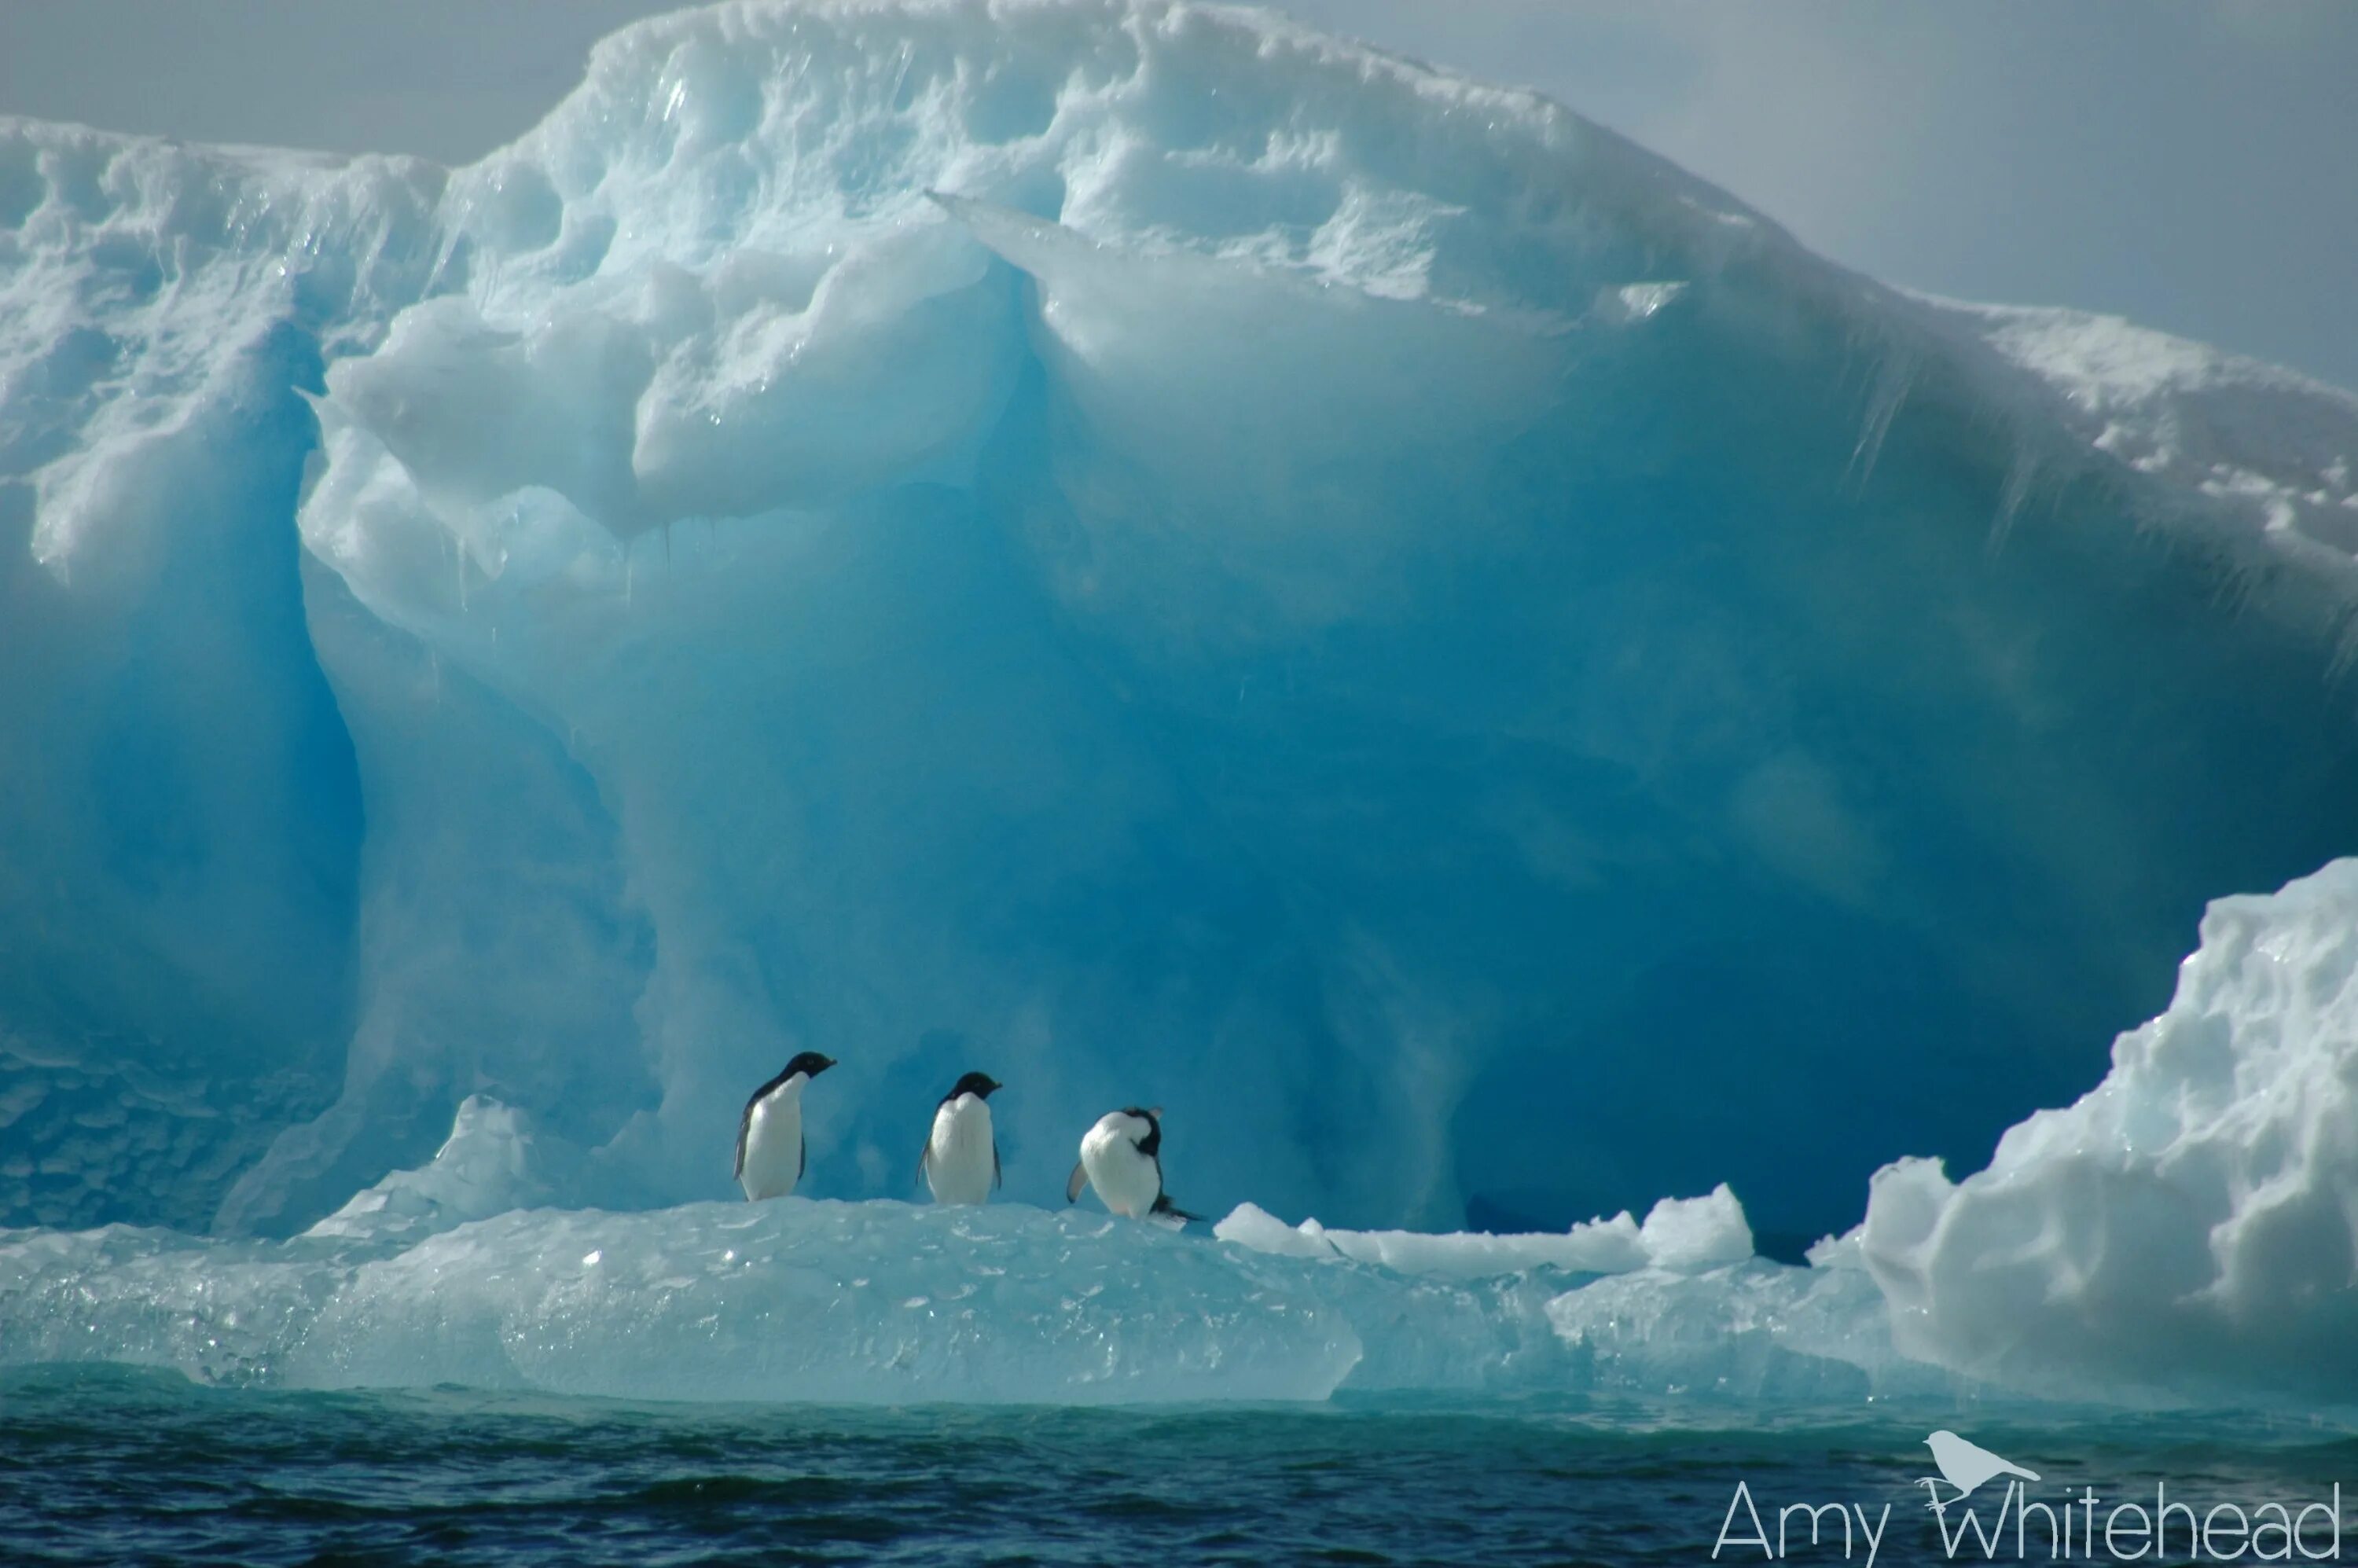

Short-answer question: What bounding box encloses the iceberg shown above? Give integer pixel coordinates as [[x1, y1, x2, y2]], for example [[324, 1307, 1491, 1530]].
[[0, 1094, 1907, 1404], [6, 859, 2358, 1409], [1860, 857, 2358, 1403], [5, 0, 2358, 1409]]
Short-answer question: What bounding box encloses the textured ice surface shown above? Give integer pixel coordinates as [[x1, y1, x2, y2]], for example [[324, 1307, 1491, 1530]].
[[1541, 1251, 1956, 1405], [1941, 300, 2358, 569], [1860, 858, 2358, 1401], [6, 0, 2358, 1418], [1214, 1186, 1951, 1402], [0, 1095, 1900, 1405], [0, 1202, 1343, 1403], [304, 1095, 566, 1243], [0, 1200, 1949, 1405], [1214, 1183, 1752, 1277]]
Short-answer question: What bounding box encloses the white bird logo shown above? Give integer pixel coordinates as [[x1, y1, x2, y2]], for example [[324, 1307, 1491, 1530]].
[[1918, 1430, 2041, 1510]]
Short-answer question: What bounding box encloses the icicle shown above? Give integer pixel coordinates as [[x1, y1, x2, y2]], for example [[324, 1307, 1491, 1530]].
[[1845, 349, 1916, 494], [1988, 443, 2037, 556]]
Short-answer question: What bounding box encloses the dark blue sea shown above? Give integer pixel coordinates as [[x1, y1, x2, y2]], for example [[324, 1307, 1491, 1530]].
[[5, 1368, 2352, 1566]]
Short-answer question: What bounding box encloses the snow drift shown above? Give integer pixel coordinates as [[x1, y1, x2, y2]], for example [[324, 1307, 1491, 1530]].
[[6, 0, 2358, 1408]]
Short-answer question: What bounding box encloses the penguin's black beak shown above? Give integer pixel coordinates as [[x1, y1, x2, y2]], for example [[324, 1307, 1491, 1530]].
[[814, 1056, 838, 1074], [982, 1077, 1003, 1096]]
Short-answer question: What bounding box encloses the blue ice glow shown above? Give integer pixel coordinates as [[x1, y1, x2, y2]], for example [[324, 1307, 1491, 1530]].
[[6, 0, 2358, 1408]]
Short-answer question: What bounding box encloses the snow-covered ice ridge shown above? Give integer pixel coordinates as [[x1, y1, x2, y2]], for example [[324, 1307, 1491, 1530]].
[[6, 0, 2358, 1407], [1943, 300, 2358, 571]]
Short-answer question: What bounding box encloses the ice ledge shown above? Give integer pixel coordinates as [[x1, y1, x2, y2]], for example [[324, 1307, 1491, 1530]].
[[0, 1173, 1887, 1405], [1214, 1183, 1753, 1278]]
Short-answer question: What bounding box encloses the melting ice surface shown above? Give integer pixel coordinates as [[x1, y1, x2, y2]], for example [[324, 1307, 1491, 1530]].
[[6, 0, 2358, 1409]]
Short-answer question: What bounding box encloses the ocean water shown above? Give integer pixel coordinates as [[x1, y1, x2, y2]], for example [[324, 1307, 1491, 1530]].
[[5, 1370, 2352, 1566]]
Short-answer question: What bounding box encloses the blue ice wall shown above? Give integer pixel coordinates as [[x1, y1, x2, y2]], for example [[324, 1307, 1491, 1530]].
[[0, 310, 363, 1229], [4, 2, 2357, 1244]]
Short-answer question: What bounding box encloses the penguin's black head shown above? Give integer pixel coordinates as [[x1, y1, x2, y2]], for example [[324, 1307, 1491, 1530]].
[[1119, 1106, 1163, 1157], [950, 1071, 1002, 1100], [784, 1051, 836, 1080]]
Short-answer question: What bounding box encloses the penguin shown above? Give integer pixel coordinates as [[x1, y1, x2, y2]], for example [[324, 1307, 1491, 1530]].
[[920, 1071, 1003, 1206], [1066, 1107, 1199, 1225], [735, 1051, 836, 1201]]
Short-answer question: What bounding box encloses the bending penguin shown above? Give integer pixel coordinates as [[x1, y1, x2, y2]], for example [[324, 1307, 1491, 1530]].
[[1067, 1107, 1200, 1225], [736, 1051, 837, 1201], [920, 1071, 1004, 1206]]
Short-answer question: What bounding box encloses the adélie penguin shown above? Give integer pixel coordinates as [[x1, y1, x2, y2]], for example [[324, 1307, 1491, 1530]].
[[736, 1051, 836, 1201], [920, 1071, 1003, 1206], [1067, 1107, 1200, 1225]]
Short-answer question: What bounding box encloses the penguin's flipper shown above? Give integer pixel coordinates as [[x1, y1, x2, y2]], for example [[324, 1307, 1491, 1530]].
[[916, 1142, 931, 1189], [799, 1134, 806, 1182], [993, 1143, 1003, 1191], [1065, 1161, 1089, 1204], [1151, 1193, 1203, 1224]]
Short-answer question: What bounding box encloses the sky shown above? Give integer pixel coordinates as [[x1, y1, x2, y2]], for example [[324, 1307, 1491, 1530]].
[[2, 0, 2352, 391]]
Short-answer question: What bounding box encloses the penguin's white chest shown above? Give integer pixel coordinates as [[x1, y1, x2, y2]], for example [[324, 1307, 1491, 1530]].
[[924, 1093, 995, 1206], [1080, 1117, 1160, 1218], [738, 1082, 805, 1201]]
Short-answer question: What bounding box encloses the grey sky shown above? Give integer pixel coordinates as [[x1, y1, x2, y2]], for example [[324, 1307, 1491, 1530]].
[[4, 0, 2352, 391]]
